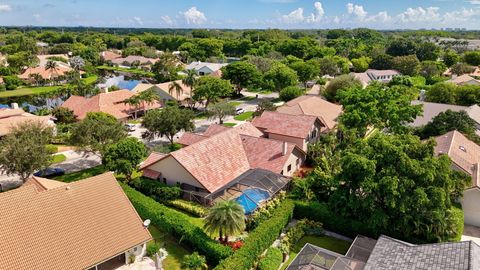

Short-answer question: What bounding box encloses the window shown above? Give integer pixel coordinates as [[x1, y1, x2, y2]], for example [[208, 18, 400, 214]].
[[280, 170, 284, 175], [288, 164, 292, 172], [163, 178, 167, 184]]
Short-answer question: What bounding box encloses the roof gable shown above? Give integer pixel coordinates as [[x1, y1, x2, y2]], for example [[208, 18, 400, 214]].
[[252, 111, 320, 138]]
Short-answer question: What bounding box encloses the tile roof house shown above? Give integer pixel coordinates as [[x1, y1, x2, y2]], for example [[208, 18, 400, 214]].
[[100, 50, 122, 62], [18, 66, 77, 81], [446, 74, 480, 86], [141, 123, 305, 202], [0, 108, 55, 136], [352, 69, 401, 88], [434, 130, 480, 227], [0, 172, 152, 270], [276, 95, 343, 130], [36, 54, 70, 69], [111, 55, 158, 67], [186, 61, 228, 76], [61, 89, 161, 120], [444, 66, 480, 77], [252, 111, 326, 151], [132, 81, 193, 104], [287, 234, 480, 270]]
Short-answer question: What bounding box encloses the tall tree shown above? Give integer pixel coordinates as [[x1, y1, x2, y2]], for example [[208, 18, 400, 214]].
[[152, 52, 181, 83], [123, 95, 142, 119], [69, 112, 127, 155], [102, 137, 147, 182], [182, 69, 198, 108], [168, 80, 183, 100], [0, 121, 54, 182], [221, 61, 261, 95], [193, 76, 233, 110], [290, 60, 319, 87], [262, 63, 298, 92], [323, 74, 362, 102], [417, 110, 478, 140], [209, 102, 236, 124], [204, 200, 245, 242], [142, 106, 194, 144]]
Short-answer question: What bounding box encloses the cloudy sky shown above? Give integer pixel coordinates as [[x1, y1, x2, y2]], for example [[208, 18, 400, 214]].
[[0, 0, 480, 29]]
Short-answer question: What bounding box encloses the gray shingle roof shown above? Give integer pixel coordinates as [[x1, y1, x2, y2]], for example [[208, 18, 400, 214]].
[[364, 235, 479, 270]]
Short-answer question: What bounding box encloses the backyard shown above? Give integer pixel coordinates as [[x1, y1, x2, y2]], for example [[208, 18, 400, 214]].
[[281, 235, 352, 270], [148, 225, 192, 270]]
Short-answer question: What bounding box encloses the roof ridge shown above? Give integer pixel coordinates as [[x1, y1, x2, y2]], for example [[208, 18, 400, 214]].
[[446, 130, 457, 156]]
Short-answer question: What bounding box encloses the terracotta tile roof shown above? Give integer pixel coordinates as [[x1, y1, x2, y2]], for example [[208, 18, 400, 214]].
[[170, 129, 251, 193], [139, 152, 167, 170], [100, 51, 122, 62], [18, 66, 75, 80], [446, 74, 480, 85], [252, 111, 320, 139], [131, 83, 156, 94], [241, 135, 298, 174], [24, 176, 67, 192], [234, 122, 264, 137], [142, 168, 162, 179], [111, 55, 158, 66], [203, 124, 230, 136], [61, 90, 161, 120], [0, 172, 152, 270], [277, 95, 342, 130], [181, 123, 263, 143], [156, 80, 193, 102], [0, 108, 54, 136], [177, 132, 209, 146], [434, 130, 480, 187]]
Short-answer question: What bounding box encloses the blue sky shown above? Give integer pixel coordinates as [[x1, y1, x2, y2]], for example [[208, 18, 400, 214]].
[[0, 0, 480, 29]]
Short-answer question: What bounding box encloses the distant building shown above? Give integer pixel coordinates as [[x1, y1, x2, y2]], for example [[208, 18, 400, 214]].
[[352, 69, 401, 88], [111, 55, 158, 67], [0, 107, 55, 137], [99, 50, 122, 62], [446, 74, 480, 86], [185, 61, 228, 76]]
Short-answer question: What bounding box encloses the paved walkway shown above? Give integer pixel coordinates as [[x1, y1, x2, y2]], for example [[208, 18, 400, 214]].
[[115, 257, 156, 270], [462, 224, 480, 245], [55, 150, 102, 173]]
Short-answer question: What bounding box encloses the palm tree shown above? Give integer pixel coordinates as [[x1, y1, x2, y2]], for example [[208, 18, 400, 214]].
[[203, 200, 245, 242], [138, 88, 159, 114], [123, 95, 141, 119], [45, 60, 59, 85], [168, 81, 183, 100], [29, 73, 43, 86], [182, 69, 197, 109]]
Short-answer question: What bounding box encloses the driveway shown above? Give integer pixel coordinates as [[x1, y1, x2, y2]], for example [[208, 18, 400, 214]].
[[55, 150, 102, 173]]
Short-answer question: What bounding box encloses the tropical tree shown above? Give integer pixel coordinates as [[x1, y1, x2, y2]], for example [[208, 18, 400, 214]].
[[279, 86, 304, 102], [221, 61, 261, 95], [323, 74, 362, 102], [29, 73, 43, 86], [193, 76, 233, 110], [102, 137, 147, 182], [262, 62, 298, 92], [69, 56, 85, 71], [51, 107, 76, 124], [0, 121, 54, 182], [182, 252, 208, 270], [142, 106, 195, 144], [209, 101, 236, 124], [123, 95, 142, 119], [138, 88, 159, 114], [168, 80, 183, 100], [290, 60, 319, 87], [417, 110, 478, 140], [204, 200, 246, 242], [182, 69, 198, 109], [253, 99, 276, 117]]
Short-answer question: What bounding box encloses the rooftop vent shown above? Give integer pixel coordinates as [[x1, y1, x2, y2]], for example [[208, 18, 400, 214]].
[[459, 146, 467, 152]]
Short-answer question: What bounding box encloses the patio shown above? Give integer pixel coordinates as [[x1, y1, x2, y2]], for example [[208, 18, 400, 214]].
[[114, 257, 156, 270]]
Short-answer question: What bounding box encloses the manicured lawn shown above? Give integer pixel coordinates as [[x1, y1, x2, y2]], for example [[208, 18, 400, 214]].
[[53, 165, 107, 182], [281, 235, 351, 270], [234, 111, 254, 121], [148, 225, 191, 270], [97, 65, 154, 77], [52, 154, 66, 164], [223, 122, 236, 127]]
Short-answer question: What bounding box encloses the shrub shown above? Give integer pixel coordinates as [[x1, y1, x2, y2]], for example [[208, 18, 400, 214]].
[[449, 205, 464, 242], [279, 86, 304, 102], [121, 183, 232, 265], [129, 177, 181, 202], [316, 78, 327, 85], [323, 74, 361, 102], [258, 247, 283, 270], [214, 199, 294, 270], [165, 199, 207, 217], [182, 252, 208, 270], [246, 191, 286, 230], [45, 144, 59, 153], [146, 242, 159, 257]]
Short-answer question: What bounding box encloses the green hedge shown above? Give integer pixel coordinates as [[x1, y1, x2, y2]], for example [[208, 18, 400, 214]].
[[129, 177, 181, 202], [258, 247, 283, 270], [449, 205, 464, 242], [121, 183, 232, 265], [165, 199, 207, 217], [214, 199, 294, 270]]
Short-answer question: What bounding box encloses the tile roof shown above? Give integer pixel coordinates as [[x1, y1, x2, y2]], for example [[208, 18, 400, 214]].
[[18, 66, 76, 80], [364, 235, 478, 270], [277, 95, 342, 130], [100, 51, 122, 61], [434, 130, 480, 187], [203, 124, 230, 136], [61, 90, 161, 120], [252, 111, 320, 139], [156, 80, 193, 102], [177, 132, 209, 146], [170, 129, 251, 193], [446, 74, 480, 85], [0, 172, 152, 270], [0, 108, 54, 136], [139, 152, 167, 170], [186, 61, 228, 73], [24, 176, 67, 192], [411, 101, 468, 127], [131, 83, 156, 94], [111, 55, 158, 65]]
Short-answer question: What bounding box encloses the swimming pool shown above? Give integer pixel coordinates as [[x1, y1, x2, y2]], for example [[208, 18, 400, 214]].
[[235, 188, 270, 214]]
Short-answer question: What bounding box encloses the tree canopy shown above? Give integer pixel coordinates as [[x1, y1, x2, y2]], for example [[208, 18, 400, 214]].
[[102, 137, 147, 181], [142, 106, 195, 144]]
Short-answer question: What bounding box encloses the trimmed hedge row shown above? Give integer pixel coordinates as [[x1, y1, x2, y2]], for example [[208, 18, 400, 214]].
[[214, 199, 294, 270], [129, 177, 181, 202], [121, 183, 232, 265], [165, 199, 207, 217], [258, 247, 283, 270]]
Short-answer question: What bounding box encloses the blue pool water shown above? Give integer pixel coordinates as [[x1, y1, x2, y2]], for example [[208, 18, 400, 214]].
[[97, 75, 142, 90], [235, 188, 270, 214]]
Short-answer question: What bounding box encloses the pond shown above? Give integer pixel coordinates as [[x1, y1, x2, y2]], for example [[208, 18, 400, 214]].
[[97, 75, 144, 91]]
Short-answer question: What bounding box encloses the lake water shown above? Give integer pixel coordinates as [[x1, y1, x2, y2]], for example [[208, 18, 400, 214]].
[[97, 75, 143, 90]]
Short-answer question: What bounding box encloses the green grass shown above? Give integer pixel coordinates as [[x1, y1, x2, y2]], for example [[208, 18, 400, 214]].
[[52, 154, 66, 164], [0, 75, 98, 98], [127, 119, 142, 124], [53, 165, 107, 183], [234, 111, 254, 121], [149, 225, 192, 270], [223, 122, 236, 127], [281, 235, 351, 270], [229, 101, 242, 107], [97, 65, 154, 77]]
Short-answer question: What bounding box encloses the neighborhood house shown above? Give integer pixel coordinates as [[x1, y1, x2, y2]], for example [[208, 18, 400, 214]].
[[185, 61, 228, 76], [0, 107, 55, 136], [132, 80, 193, 104], [352, 69, 401, 88]]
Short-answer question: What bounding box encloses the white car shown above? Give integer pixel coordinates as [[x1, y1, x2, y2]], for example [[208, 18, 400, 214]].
[[125, 123, 136, 132], [236, 108, 245, 115]]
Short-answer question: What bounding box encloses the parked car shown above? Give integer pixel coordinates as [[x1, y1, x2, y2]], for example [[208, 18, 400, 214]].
[[34, 168, 65, 178], [236, 108, 245, 115], [125, 123, 136, 132]]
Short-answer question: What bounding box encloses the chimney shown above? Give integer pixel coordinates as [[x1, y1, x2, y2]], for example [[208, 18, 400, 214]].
[[100, 87, 109, 94], [282, 142, 288, 156], [11, 103, 18, 109]]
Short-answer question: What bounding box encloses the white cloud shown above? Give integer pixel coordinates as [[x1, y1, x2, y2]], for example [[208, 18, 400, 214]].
[[346, 3, 368, 21], [281, 8, 305, 24], [133, 16, 143, 25], [398, 7, 440, 22], [281, 2, 325, 24], [33, 14, 41, 21], [161, 15, 175, 26], [365, 11, 391, 23], [468, 0, 480, 4], [0, 4, 11, 12], [306, 2, 324, 23], [182, 6, 207, 25]]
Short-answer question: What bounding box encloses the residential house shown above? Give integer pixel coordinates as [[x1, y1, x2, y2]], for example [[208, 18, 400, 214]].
[[37, 54, 70, 69], [434, 130, 480, 227], [446, 74, 480, 86], [252, 111, 326, 151], [287, 234, 480, 270], [18, 65, 77, 83], [0, 107, 55, 136], [100, 50, 122, 62], [61, 89, 161, 121], [186, 61, 228, 76], [276, 95, 343, 131], [444, 66, 480, 77], [111, 55, 158, 68], [352, 69, 401, 88], [0, 173, 152, 270], [140, 123, 305, 204], [132, 80, 193, 104]]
